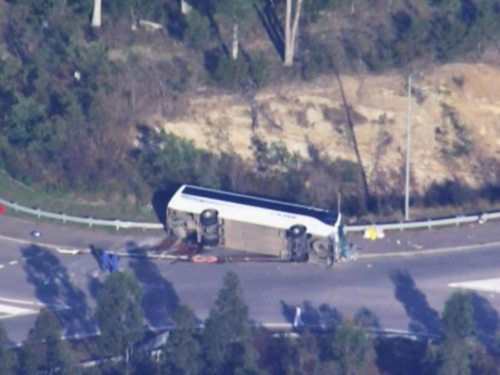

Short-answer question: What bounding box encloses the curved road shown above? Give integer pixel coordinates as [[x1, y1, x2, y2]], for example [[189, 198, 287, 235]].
[[0, 215, 499, 344]]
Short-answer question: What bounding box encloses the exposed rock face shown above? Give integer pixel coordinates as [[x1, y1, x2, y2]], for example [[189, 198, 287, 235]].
[[155, 63, 500, 195]]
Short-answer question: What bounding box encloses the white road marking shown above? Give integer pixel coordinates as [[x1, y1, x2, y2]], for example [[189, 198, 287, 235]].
[[8, 260, 17, 265], [0, 265, 4, 269], [448, 278, 500, 294], [0, 297, 45, 306], [0, 303, 37, 318]]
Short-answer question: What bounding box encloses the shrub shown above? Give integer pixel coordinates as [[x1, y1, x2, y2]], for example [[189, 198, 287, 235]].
[[212, 55, 250, 90], [184, 10, 212, 50]]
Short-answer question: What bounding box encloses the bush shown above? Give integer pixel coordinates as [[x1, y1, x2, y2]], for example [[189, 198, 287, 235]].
[[248, 52, 269, 88], [184, 10, 212, 50], [212, 55, 250, 90]]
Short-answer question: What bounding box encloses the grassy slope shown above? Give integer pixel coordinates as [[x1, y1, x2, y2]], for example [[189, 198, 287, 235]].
[[0, 169, 157, 222]]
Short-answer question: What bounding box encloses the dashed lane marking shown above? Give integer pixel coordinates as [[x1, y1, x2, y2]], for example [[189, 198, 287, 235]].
[[449, 278, 500, 294], [8, 260, 17, 265], [0, 265, 4, 269]]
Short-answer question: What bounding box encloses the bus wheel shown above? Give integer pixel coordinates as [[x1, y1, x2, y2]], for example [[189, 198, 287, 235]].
[[200, 209, 218, 226], [289, 225, 306, 239], [202, 233, 219, 247]]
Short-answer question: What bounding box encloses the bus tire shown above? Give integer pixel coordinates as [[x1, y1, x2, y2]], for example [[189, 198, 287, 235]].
[[200, 209, 218, 226], [289, 225, 306, 239], [202, 233, 219, 247], [293, 252, 309, 263]]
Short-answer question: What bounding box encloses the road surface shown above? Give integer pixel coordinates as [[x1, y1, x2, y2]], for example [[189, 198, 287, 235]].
[[0, 215, 499, 344]]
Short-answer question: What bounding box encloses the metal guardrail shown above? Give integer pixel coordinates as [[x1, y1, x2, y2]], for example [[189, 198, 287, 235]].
[[0, 198, 164, 230], [344, 210, 500, 233], [1, 197, 498, 233]]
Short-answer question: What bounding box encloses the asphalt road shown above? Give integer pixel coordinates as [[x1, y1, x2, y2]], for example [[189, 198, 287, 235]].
[[1, 215, 500, 344]]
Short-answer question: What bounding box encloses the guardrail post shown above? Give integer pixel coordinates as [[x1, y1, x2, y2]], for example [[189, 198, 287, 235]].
[[399, 222, 403, 232], [115, 220, 120, 231], [36, 208, 41, 219], [456, 217, 459, 227], [428, 219, 432, 230], [13, 202, 19, 212], [89, 218, 92, 228], [62, 213, 66, 224]]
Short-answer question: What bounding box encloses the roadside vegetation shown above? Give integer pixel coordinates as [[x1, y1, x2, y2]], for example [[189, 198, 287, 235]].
[[1, 0, 500, 220], [1, 271, 499, 374]]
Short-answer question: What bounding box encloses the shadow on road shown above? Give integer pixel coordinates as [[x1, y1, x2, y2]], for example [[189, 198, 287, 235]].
[[390, 269, 441, 335], [280, 300, 343, 328], [126, 241, 180, 328], [354, 307, 381, 329], [21, 245, 96, 337], [471, 292, 500, 344]]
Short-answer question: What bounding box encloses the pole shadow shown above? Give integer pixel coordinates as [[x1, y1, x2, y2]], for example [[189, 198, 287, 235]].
[[390, 269, 441, 335], [126, 242, 180, 329], [21, 245, 96, 338]]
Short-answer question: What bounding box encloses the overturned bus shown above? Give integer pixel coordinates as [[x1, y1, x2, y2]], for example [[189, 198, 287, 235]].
[[166, 185, 354, 265]]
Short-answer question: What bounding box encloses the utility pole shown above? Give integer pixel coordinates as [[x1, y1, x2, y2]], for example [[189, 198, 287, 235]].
[[404, 73, 413, 221]]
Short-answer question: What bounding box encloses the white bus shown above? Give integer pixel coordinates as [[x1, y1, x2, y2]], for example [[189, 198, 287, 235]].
[[166, 185, 345, 265]]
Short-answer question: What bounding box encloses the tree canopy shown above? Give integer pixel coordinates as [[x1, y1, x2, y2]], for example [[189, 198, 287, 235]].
[[202, 272, 259, 375], [95, 272, 144, 364]]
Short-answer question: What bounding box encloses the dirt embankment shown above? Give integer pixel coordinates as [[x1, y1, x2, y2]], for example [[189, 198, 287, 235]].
[[149, 63, 500, 196]]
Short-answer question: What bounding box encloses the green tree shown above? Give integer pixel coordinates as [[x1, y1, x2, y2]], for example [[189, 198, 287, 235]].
[[21, 308, 75, 375], [202, 272, 259, 375], [437, 338, 471, 375], [5, 94, 46, 146], [103, 0, 164, 23], [184, 10, 212, 50], [95, 272, 144, 365], [442, 291, 475, 340], [329, 320, 377, 375], [0, 322, 16, 375], [429, 291, 477, 375], [281, 330, 321, 375], [162, 304, 202, 375]]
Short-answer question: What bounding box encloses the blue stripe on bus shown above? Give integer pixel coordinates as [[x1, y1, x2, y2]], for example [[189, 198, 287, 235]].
[[182, 186, 338, 225]]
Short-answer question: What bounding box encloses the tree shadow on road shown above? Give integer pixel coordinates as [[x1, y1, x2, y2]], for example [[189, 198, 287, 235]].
[[21, 245, 96, 338], [126, 241, 180, 329], [470, 292, 500, 346], [390, 269, 441, 335], [354, 307, 381, 329], [280, 300, 342, 328]]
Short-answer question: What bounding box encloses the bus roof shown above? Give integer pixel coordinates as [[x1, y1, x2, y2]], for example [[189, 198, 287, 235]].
[[181, 185, 338, 225]]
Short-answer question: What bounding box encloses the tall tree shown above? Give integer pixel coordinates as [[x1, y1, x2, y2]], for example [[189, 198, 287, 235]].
[[162, 305, 202, 375], [213, 0, 252, 60], [284, 0, 304, 66], [442, 291, 475, 340], [202, 272, 259, 375], [329, 320, 377, 375], [0, 322, 16, 375], [281, 330, 321, 375], [21, 308, 75, 375], [433, 291, 476, 375], [437, 339, 471, 375], [95, 272, 144, 365]]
